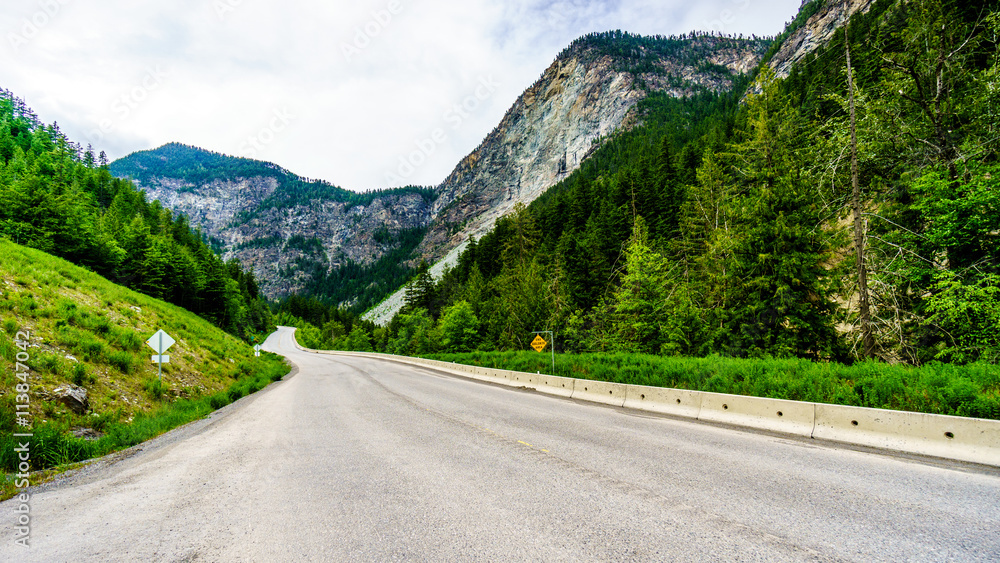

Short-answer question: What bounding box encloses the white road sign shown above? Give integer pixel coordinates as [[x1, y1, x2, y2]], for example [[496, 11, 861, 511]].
[[146, 330, 175, 355]]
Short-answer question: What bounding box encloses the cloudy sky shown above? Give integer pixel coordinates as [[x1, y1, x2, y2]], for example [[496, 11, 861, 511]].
[[2, 0, 802, 190]]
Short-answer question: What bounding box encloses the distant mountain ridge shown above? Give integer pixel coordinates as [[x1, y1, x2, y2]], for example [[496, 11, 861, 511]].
[[110, 143, 436, 304]]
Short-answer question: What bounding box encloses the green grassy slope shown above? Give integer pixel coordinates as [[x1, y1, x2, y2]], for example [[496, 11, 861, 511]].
[[0, 238, 288, 496]]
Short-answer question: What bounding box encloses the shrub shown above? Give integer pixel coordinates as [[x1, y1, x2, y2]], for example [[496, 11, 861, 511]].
[[108, 350, 139, 374], [144, 377, 164, 401], [110, 328, 143, 352], [208, 394, 228, 409], [72, 363, 87, 386]]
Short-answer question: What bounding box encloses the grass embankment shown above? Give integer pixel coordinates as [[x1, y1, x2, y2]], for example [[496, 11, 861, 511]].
[[421, 351, 1000, 421], [0, 239, 289, 499]]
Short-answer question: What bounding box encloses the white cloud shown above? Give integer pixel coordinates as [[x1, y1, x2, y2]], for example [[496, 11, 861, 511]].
[[0, 0, 801, 190]]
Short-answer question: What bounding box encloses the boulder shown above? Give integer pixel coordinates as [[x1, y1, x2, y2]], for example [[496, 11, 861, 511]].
[[53, 384, 89, 415]]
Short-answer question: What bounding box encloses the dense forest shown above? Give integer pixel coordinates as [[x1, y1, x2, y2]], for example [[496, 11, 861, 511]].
[[0, 93, 271, 338], [295, 0, 1000, 369]]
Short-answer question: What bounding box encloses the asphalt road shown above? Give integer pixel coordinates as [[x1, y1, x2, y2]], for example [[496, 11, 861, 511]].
[[3, 326, 1000, 561]]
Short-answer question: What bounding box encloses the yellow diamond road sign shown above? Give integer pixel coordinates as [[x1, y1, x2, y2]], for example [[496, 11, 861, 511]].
[[531, 335, 548, 352]]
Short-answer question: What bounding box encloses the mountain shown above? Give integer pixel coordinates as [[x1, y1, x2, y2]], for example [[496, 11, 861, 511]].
[[415, 32, 769, 265], [110, 143, 436, 304], [112, 32, 771, 314]]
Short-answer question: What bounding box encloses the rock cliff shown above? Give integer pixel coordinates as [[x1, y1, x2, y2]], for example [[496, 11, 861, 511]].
[[769, 0, 877, 79], [419, 35, 769, 267]]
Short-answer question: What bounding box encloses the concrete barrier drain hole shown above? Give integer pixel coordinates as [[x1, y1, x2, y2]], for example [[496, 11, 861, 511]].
[[851, 420, 859, 426], [676, 399, 681, 404], [723, 404, 729, 410], [641, 394, 646, 400], [777, 411, 783, 417], [945, 432, 955, 439]]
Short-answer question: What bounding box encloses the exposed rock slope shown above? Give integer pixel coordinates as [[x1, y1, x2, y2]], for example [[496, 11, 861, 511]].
[[769, 0, 877, 79], [419, 35, 769, 266]]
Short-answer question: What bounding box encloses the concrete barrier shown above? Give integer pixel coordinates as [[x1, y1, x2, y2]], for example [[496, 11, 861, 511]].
[[813, 403, 1000, 466], [473, 366, 511, 386], [698, 392, 816, 437], [571, 379, 627, 407], [535, 374, 575, 398], [624, 385, 703, 419], [506, 369, 538, 388]]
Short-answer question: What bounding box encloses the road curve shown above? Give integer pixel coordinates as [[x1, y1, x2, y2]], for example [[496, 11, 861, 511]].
[[3, 326, 1000, 561]]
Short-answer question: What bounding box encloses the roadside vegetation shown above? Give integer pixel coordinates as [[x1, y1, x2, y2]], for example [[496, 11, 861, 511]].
[[422, 351, 1000, 421], [0, 240, 288, 500]]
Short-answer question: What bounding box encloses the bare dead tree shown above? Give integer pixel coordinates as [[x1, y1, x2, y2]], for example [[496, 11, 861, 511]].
[[846, 25, 875, 358]]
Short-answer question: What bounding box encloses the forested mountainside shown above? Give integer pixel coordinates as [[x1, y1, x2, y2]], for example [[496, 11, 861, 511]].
[[366, 0, 1000, 366], [0, 93, 271, 338], [112, 32, 771, 313]]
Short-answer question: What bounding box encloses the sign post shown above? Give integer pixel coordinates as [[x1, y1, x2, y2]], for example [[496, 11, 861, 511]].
[[530, 331, 555, 374], [254, 344, 262, 357], [145, 329, 176, 382]]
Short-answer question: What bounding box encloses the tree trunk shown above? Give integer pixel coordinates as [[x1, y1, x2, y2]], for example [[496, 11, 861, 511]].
[[847, 27, 875, 358]]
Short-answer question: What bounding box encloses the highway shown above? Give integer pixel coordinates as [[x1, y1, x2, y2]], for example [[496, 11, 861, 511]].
[[3, 326, 999, 561]]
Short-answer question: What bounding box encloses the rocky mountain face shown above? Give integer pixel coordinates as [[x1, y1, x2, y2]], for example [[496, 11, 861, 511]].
[[769, 0, 877, 78], [419, 34, 766, 266]]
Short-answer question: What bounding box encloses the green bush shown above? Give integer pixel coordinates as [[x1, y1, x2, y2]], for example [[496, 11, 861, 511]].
[[109, 328, 143, 352], [108, 350, 139, 374], [72, 363, 88, 386], [208, 394, 228, 410], [144, 377, 165, 401]]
